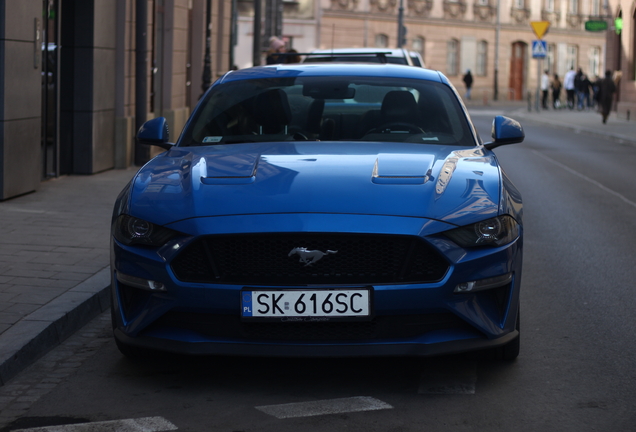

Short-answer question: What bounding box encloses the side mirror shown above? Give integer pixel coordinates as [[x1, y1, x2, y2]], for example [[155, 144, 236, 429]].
[[136, 117, 174, 150], [484, 115, 524, 150]]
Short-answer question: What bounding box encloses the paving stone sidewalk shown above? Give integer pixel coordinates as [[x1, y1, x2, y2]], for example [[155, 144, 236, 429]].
[[0, 168, 137, 386], [2, 104, 636, 388], [467, 100, 636, 145]]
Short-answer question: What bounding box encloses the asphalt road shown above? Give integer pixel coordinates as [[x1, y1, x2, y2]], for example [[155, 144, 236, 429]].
[[1, 114, 636, 432]]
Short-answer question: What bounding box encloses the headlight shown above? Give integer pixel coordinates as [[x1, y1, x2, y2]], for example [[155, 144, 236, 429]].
[[444, 215, 520, 247], [113, 215, 182, 246]]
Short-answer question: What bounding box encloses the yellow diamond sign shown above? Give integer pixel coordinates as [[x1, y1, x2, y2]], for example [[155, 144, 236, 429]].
[[530, 21, 550, 39]]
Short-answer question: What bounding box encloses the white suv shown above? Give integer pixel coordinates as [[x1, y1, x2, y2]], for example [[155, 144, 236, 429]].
[[303, 48, 423, 67]]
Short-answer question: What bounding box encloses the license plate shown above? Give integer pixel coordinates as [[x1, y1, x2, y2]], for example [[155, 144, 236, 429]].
[[241, 289, 370, 319]]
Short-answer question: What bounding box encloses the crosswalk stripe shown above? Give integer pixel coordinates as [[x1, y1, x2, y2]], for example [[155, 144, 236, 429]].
[[13, 416, 178, 432], [256, 396, 393, 419]]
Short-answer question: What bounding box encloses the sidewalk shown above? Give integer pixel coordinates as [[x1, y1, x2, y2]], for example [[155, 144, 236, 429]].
[[2, 107, 636, 387], [465, 99, 636, 145], [0, 168, 137, 385]]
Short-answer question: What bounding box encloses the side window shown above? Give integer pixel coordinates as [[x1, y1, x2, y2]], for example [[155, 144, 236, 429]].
[[476, 41, 487, 76], [447, 39, 459, 76], [375, 34, 389, 48]]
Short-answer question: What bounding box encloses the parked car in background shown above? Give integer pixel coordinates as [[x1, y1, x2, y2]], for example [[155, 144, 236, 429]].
[[111, 63, 525, 361], [303, 48, 418, 66], [409, 51, 425, 67]]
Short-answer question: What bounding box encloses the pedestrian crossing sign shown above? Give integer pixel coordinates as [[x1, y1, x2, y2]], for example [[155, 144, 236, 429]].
[[532, 40, 547, 58]]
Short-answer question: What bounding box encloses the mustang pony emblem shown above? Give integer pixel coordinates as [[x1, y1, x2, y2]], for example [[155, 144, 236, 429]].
[[288, 247, 338, 266]]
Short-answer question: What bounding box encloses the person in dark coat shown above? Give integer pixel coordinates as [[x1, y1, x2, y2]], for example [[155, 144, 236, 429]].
[[462, 70, 473, 100], [598, 70, 616, 124], [551, 73, 562, 109], [581, 73, 592, 110], [574, 68, 585, 110], [592, 75, 602, 109]]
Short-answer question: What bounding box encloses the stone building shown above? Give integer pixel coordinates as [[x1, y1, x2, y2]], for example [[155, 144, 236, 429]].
[[235, 0, 608, 103], [0, 0, 233, 200]]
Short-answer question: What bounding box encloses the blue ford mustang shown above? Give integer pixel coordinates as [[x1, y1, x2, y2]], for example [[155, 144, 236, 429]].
[[111, 63, 524, 360]]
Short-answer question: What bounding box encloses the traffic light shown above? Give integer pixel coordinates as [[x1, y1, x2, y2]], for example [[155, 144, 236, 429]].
[[399, 25, 407, 48]]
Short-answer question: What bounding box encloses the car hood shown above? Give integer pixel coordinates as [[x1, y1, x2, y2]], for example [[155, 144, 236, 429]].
[[129, 142, 501, 228]]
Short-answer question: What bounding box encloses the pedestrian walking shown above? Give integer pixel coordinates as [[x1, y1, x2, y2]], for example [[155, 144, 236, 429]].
[[266, 36, 286, 65], [551, 73, 562, 109], [581, 73, 592, 109], [598, 70, 616, 124], [563, 67, 576, 109], [592, 75, 602, 109], [574, 68, 586, 110], [462, 70, 473, 100], [284, 48, 301, 64], [541, 70, 550, 109]]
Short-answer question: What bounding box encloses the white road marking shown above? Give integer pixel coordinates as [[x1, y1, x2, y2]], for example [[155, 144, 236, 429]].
[[256, 396, 393, 419], [418, 362, 477, 395], [13, 416, 178, 432], [533, 150, 636, 209]]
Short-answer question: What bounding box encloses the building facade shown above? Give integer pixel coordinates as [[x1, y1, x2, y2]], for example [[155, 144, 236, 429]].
[[0, 0, 233, 200], [323, 0, 609, 101], [235, 0, 609, 103]]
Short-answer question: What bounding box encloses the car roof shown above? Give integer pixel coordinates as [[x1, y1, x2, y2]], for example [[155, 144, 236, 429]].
[[303, 48, 414, 65], [217, 63, 445, 85], [309, 48, 409, 56]]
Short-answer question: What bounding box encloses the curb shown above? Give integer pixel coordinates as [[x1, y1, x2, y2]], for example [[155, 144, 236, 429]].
[[0, 268, 111, 386]]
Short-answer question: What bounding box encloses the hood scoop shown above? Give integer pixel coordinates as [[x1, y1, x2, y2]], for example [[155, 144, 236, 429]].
[[200, 153, 259, 185], [372, 153, 434, 185]]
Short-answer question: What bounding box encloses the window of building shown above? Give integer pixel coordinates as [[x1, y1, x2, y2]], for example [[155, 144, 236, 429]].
[[588, 46, 600, 78], [568, 0, 578, 14], [477, 0, 489, 5], [514, 0, 525, 8], [413, 37, 424, 56], [547, 43, 556, 74], [545, 0, 554, 12], [566, 45, 578, 70], [591, 0, 600, 15], [476, 41, 487, 75], [447, 39, 459, 76], [375, 34, 389, 48]]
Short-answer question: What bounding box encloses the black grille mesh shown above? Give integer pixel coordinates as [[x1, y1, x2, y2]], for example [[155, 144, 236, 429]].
[[171, 233, 449, 285], [147, 312, 471, 341]]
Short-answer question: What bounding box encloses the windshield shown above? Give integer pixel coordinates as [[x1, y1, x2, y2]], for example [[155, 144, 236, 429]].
[[181, 76, 475, 146]]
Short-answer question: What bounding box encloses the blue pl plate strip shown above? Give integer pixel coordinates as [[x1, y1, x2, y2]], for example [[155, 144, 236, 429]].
[[241, 291, 253, 317]]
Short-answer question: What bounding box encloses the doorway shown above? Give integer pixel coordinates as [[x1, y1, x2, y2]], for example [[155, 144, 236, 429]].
[[41, 0, 59, 179], [509, 41, 527, 101]]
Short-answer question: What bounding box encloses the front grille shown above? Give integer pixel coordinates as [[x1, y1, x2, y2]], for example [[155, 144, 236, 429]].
[[170, 233, 449, 285], [147, 312, 471, 341]]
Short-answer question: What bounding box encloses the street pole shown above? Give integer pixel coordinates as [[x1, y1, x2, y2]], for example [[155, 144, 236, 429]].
[[253, 0, 262, 66], [536, 58, 541, 112], [134, 0, 149, 166], [202, 0, 212, 93], [397, 0, 404, 48], [493, 0, 500, 100]]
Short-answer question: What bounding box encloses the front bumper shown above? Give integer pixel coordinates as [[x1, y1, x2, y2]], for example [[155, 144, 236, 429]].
[[111, 213, 522, 357]]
